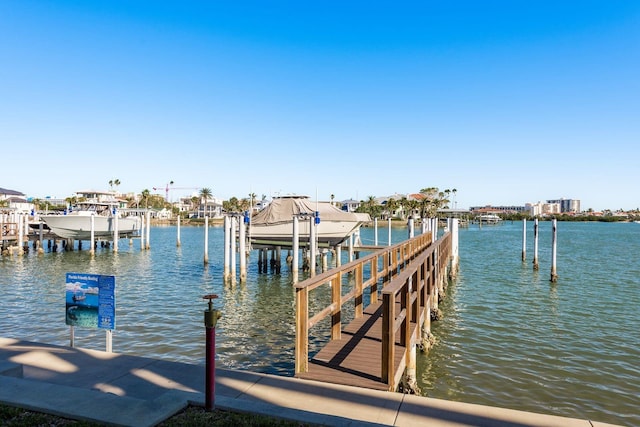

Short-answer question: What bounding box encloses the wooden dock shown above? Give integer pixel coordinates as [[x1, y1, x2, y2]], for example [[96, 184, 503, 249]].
[[295, 223, 458, 392]]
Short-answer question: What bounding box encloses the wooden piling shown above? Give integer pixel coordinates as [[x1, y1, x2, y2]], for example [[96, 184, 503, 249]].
[[113, 213, 119, 253], [17, 213, 24, 256], [550, 218, 558, 282], [374, 217, 378, 246], [309, 216, 316, 276], [533, 218, 539, 270], [239, 214, 246, 281], [230, 216, 237, 281], [140, 213, 145, 250], [176, 215, 181, 247], [223, 216, 230, 280], [89, 215, 95, 256], [292, 215, 299, 283], [145, 210, 151, 250], [204, 216, 209, 265], [521, 219, 526, 261]]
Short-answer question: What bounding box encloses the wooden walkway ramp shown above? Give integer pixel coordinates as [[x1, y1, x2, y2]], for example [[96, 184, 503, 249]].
[[295, 225, 458, 392], [298, 303, 409, 391]]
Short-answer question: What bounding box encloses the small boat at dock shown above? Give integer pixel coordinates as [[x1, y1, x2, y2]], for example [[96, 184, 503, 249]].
[[477, 214, 502, 224]]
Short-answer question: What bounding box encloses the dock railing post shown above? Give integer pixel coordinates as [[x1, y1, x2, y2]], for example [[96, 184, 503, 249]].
[[382, 291, 394, 388], [295, 286, 309, 374]]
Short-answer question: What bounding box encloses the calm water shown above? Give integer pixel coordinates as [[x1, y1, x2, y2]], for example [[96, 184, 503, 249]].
[[1, 221, 638, 426]]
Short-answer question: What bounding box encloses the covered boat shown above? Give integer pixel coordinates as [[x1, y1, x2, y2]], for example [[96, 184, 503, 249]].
[[249, 195, 370, 248]]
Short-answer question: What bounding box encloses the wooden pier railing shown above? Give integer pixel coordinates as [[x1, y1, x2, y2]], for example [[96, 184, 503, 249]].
[[294, 228, 455, 391]]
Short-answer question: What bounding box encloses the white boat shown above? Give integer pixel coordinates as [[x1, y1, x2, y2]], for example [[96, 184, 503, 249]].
[[41, 190, 141, 240], [249, 195, 370, 248], [477, 214, 502, 224]]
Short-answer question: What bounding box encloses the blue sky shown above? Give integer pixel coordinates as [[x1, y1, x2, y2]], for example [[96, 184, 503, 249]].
[[1, 1, 638, 211]]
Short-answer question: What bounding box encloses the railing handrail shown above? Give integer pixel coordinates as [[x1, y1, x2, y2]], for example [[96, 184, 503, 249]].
[[295, 231, 433, 374], [381, 231, 452, 386]]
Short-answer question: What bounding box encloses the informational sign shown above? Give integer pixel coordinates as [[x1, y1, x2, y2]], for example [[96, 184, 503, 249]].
[[65, 273, 116, 330]]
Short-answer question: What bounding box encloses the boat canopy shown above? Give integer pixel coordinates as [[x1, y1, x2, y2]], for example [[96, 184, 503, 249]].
[[252, 196, 364, 225]]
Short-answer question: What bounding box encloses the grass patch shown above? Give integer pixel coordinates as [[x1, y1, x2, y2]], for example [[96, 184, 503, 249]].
[[0, 404, 310, 426]]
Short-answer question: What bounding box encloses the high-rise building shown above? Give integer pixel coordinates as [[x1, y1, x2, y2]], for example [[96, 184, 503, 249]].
[[546, 198, 580, 213]]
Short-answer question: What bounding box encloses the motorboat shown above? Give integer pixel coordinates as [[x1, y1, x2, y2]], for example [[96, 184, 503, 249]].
[[477, 214, 502, 224], [249, 195, 370, 248], [40, 190, 141, 240]]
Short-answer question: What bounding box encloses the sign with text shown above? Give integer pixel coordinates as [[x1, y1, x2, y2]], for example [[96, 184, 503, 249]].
[[65, 273, 116, 330]]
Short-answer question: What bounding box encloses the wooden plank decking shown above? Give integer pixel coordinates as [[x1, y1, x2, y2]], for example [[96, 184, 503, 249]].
[[297, 302, 417, 391], [294, 229, 454, 392]]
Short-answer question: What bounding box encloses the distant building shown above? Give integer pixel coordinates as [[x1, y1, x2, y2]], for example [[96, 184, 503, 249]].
[[0, 187, 25, 202], [0, 187, 30, 212], [469, 205, 526, 214], [341, 199, 361, 213], [526, 202, 561, 216], [547, 198, 580, 213]]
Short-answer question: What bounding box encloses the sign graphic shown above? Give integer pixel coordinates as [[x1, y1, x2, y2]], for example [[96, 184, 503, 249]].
[[65, 273, 115, 330]]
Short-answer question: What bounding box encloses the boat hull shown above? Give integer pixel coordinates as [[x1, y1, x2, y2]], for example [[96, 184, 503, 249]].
[[41, 214, 140, 240], [250, 219, 361, 247]]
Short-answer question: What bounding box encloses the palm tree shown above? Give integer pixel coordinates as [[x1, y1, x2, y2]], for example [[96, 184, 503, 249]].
[[399, 196, 409, 220], [190, 196, 200, 216], [108, 179, 121, 191], [141, 189, 151, 209], [386, 198, 398, 219], [199, 188, 213, 217]]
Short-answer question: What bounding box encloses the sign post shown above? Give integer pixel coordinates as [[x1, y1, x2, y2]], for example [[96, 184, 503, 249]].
[[65, 272, 116, 351]]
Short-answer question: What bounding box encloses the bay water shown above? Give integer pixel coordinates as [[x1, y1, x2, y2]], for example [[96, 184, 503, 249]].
[[1, 221, 637, 426]]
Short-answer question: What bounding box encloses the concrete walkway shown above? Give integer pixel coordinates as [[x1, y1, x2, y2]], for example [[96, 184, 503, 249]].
[[0, 337, 621, 427]]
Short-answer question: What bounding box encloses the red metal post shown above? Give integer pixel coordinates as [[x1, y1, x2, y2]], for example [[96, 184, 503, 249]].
[[203, 294, 220, 411]]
